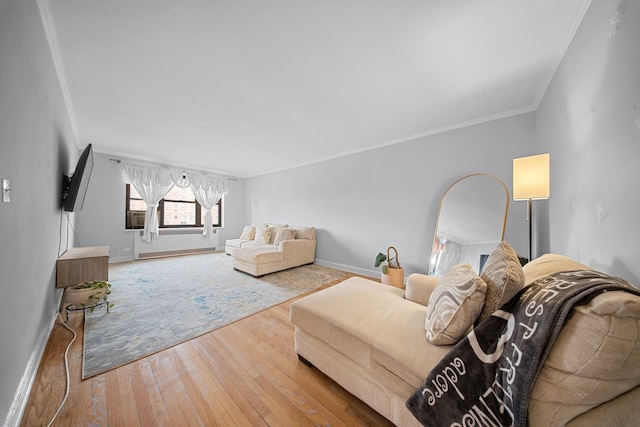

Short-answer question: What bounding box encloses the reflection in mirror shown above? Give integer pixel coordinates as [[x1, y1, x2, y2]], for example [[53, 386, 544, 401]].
[[429, 174, 509, 277]]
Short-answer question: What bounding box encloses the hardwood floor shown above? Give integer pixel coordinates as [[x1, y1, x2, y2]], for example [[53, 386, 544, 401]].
[[21, 276, 394, 426]]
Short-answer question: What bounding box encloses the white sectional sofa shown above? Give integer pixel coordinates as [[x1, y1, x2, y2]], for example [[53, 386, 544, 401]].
[[225, 223, 289, 256], [290, 251, 640, 426], [226, 224, 317, 276]]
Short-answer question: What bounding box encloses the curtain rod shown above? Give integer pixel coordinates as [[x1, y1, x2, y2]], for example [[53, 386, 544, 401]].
[[108, 158, 238, 180]]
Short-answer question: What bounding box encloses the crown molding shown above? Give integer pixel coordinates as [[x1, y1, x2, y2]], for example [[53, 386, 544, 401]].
[[532, 0, 593, 109], [36, 0, 81, 147]]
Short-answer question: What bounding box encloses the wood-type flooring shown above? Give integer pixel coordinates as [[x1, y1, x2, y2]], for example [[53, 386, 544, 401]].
[[21, 275, 394, 426]]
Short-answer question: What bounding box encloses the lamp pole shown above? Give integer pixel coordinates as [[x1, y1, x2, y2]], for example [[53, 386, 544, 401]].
[[527, 198, 532, 263]]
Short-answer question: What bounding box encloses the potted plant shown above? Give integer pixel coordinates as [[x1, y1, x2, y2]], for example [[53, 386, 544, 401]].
[[64, 280, 112, 312], [374, 246, 404, 287]]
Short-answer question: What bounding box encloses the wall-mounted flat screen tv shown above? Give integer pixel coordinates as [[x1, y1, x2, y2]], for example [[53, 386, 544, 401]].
[[62, 143, 94, 212]]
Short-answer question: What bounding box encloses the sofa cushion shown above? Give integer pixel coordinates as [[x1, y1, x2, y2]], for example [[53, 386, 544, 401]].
[[522, 253, 591, 285], [239, 225, 255, 240], [234, 246, 284, 263], [273, 227, 297, 245], [237, 241, 268, 249], [405, 273, 439, 307], [293, 226, 316, 240], [478, 241, 525, 321], [520, 253, 638, 424], [225, 238, 248, 249], [254, 225, 274, 244], [529, 289, 640, 425], [290, 277, 452, 396], [425, 263, 487, 345]]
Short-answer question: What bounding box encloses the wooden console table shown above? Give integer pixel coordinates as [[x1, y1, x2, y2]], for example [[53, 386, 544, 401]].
[[56, 246, 109, 288]]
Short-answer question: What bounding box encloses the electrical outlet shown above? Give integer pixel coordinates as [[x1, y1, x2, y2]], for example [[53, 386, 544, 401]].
[[2, 179, 9, 203]]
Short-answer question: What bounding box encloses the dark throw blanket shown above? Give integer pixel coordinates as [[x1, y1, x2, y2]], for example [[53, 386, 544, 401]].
[[406, 269, 640, 427]]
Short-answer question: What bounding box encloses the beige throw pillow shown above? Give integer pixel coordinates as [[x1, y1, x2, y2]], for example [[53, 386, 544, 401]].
[[425, 263, 487, 345], [478, 241, 525, 322], [268, 224, 288, 243], [254, 225, 274, 244], [239, 225, 255, 240], [273, 227, 297, 245]]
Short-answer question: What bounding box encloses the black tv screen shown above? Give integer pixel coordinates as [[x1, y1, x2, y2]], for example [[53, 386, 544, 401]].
[[63, 144, 94, 212]]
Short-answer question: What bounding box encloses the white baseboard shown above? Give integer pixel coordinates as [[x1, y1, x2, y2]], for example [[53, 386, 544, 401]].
[[109, 255, 135, 263], [314, 258, 379, 280], [3, 292, 63, 427]]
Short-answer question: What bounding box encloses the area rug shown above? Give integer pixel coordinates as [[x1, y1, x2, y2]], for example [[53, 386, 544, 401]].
[[82, 253, 347, 378]]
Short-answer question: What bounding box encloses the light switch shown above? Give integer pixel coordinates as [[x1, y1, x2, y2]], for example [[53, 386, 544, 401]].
[[2, 179, 10, 203]]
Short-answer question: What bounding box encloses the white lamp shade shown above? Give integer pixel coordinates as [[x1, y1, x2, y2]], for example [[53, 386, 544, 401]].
[[513, 153, 550, 200]]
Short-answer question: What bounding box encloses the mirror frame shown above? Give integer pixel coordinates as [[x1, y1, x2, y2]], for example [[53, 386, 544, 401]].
[[429, 173, 509, 276]]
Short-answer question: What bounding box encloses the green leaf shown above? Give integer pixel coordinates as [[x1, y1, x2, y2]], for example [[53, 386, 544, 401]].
[[374, 253, 387, 268]]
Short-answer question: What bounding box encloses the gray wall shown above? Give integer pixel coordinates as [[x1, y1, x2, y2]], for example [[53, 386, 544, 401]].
[[75, 152, 247, 261], [0, 0, 78, 423], [245, 1, 640, 284], [244, 0, 640, 284], [246, 113, 535, 277], [535, 0, 640, 284], [74, 153, 132, 260]]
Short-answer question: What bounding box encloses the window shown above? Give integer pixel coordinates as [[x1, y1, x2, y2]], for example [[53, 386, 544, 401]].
[[125, 184, 222, 229]]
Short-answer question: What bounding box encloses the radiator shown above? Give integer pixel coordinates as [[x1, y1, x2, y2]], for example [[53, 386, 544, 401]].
[[133, 229, 219, 259]]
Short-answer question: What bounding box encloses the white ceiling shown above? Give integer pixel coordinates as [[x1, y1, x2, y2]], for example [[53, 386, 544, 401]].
[[45, 0, 591, 178]]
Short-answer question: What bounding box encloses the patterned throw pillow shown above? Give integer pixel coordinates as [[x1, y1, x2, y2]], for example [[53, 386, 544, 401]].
[[273, 227, 297, 245], [239, 225, 255, 240], [425, 263, 487, 345], [254, 225, 273, 244], [478, 241, 525, 322]]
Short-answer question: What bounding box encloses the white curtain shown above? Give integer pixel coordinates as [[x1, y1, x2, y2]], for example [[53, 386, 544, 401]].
[[170, 171, 228, 238], [189, 175, 228, 239], [122, 162, 229, 242], [121, 162, 175, 243]]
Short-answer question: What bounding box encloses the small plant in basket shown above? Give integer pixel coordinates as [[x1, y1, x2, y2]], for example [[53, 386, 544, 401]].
[[375, 246, 405, 287], [375, 251, 399, 274], [65, 280, 113, 312]]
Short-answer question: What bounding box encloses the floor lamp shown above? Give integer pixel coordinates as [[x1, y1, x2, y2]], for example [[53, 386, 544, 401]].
[[513, 153, 550, 263]]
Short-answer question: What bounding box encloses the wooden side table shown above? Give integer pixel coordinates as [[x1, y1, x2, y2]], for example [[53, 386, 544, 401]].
[[56, 246, 109, 288]]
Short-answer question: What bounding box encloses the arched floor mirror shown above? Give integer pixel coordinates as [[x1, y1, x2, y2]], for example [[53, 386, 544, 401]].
[[429, 174, 509, 277]]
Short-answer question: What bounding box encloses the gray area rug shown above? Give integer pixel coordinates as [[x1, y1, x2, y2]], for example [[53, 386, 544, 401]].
[[82, 253, 347, 378]]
